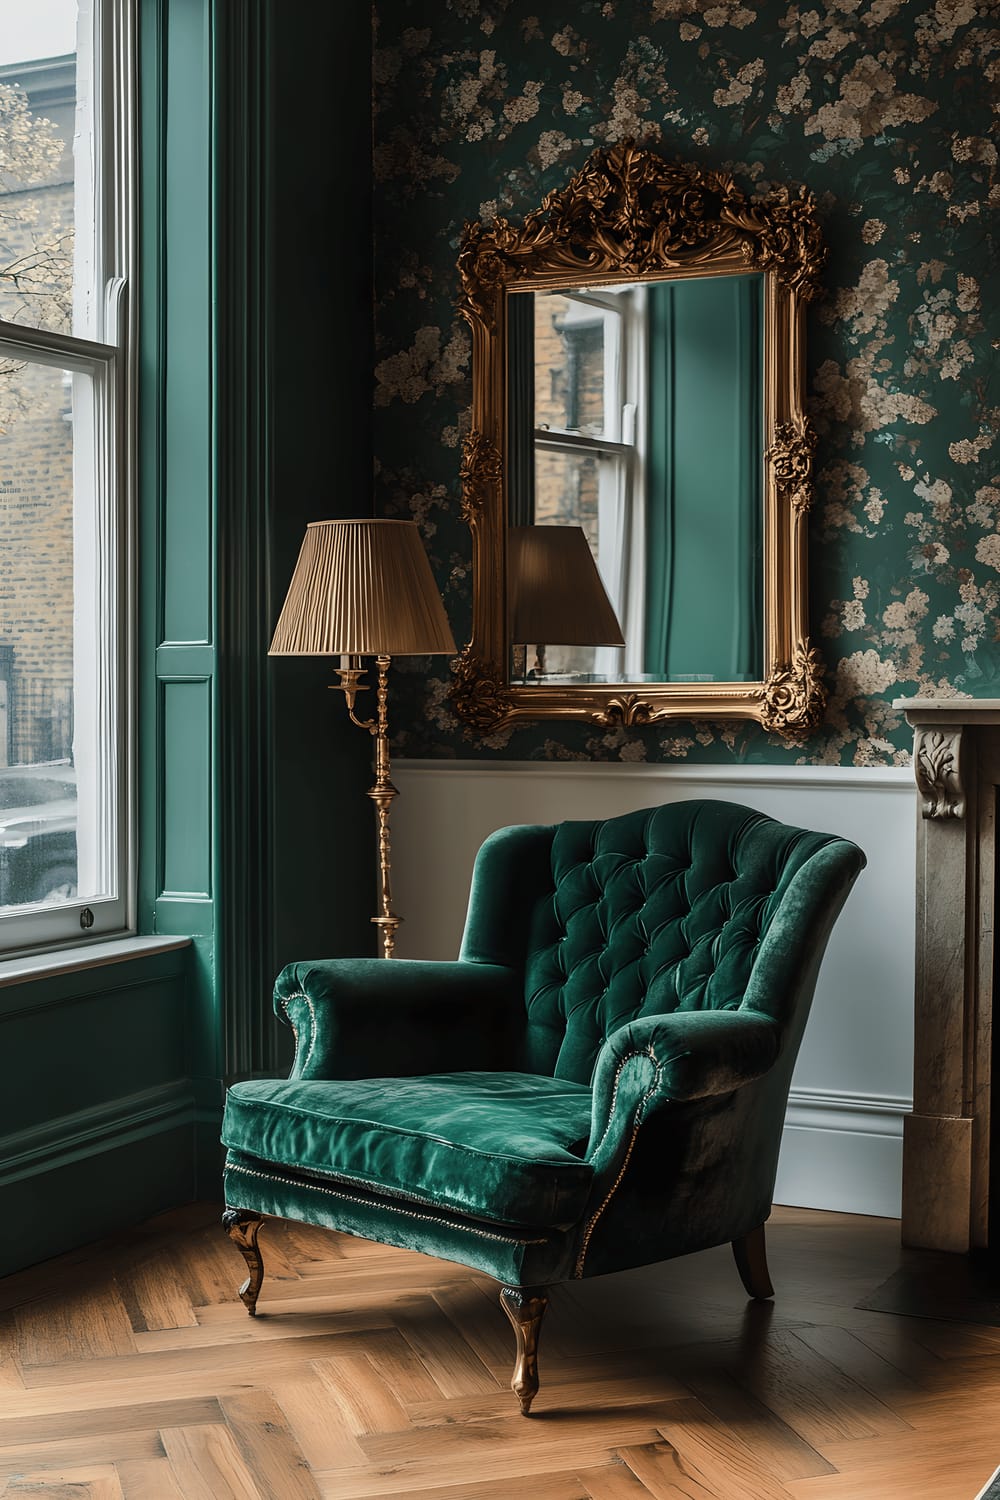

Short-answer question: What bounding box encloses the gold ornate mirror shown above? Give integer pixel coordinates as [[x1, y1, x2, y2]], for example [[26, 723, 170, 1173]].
[[450, 141, 827, 739]]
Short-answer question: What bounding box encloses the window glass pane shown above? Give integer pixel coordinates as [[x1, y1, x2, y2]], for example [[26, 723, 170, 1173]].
[[0, 355, 109, 913], [534, 293, 615, 439], [0, 0, 121, 949], [0, 1, 85, 337], [534, 446, 600, 547]]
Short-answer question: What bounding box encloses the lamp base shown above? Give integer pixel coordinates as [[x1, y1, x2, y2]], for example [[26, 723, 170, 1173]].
[[371, 913, 402, 958]]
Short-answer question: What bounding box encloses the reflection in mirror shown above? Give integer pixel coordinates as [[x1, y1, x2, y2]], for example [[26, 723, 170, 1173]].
[[507, 273, 765, 686], [509, 524, 624, 684]]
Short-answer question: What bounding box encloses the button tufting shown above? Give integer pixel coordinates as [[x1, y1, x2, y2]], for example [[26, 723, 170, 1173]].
[[534, 802, 840, 1079]]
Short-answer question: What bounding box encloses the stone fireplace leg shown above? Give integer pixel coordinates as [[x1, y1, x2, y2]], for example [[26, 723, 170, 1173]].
[[896, 704, 1000, 1255]]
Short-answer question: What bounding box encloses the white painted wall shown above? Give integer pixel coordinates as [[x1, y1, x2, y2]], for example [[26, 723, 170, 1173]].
[[390, 759, 916, 1218]]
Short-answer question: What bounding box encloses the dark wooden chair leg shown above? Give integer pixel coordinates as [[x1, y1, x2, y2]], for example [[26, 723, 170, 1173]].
[[222, 1208, 266, 1315], [732, 1222, 774, 1301], [499, 1285, 549, 1415]]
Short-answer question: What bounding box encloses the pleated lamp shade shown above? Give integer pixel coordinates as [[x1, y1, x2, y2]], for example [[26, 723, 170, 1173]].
[[509, 525, 625, 646], [270, 519, 456, 657]]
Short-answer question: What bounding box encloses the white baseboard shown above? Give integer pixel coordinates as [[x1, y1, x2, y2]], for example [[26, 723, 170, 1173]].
[[776, 1088, 909, 1218], [391, 758, 916, 1219]]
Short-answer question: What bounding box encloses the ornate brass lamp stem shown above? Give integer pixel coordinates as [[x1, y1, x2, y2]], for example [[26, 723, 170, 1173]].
[[368, 654, 400, 958], [333, 653, 401, 959]]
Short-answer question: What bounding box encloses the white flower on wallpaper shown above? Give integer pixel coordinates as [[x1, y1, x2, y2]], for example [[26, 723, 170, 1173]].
[[805, 56, 936, 143], [374, 325, 469, 407], [821, 259, 899, 337]]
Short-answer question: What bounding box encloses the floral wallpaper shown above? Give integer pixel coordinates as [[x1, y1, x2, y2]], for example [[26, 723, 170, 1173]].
[[372, 0, 998, 766]]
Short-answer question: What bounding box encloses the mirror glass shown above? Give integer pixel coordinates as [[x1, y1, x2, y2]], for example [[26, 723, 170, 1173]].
[[507, 272, 765, 687]]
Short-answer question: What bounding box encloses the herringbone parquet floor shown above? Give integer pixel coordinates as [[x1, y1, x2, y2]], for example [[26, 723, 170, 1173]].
[[0, 1203, 998, 1498]]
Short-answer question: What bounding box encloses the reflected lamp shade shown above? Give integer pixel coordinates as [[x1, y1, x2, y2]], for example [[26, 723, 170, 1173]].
[[269, 519, 456, 658], [509, 525, 625, 646]]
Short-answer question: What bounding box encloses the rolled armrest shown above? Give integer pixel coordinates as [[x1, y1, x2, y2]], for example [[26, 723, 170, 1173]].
[[586, 1008, 781, 1164], [273, 958, 524, 1080]]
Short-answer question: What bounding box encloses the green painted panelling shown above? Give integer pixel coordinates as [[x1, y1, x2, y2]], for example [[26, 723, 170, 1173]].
[[0, 943, 192, 1273], [197, 1128, 224, 1194], [0, 943, 189, 1020], [162, 0, 212, 646], [372, 2, 998, 768], [184, 932, 220, 1090], [156, 643, 215, 676], [0, 973, 187, 1137], [192, 1073, 223, 1113], [0, 1124, 194, 1279], [161, 678, 212, 896], [138, 0, 218, 1102], [154, 894, 214, 936], [0, 1080, 194, 1187]]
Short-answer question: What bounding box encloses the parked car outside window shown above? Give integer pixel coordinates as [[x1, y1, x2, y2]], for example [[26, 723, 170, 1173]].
[[0, 762, 77, 909]]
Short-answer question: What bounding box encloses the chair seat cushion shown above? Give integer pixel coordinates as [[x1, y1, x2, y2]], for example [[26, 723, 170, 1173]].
[[223, 1072, 595, 1231]]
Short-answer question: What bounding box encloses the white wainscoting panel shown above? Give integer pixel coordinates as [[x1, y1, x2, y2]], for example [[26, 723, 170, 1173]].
[[390, 760, 916, 1217]]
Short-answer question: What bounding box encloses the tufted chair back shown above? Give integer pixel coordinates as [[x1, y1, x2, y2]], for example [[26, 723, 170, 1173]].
[[459, 799, 848, 1085]]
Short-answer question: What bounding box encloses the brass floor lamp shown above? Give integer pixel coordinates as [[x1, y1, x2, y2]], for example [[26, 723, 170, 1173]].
[[269, 519, 455, 958]]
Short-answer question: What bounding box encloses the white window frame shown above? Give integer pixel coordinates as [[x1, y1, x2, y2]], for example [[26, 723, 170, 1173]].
[[533, 285, 648, 680], [0, 0, 135, 955]]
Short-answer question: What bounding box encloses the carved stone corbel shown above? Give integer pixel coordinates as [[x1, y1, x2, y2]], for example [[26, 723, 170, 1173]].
[[913, 726, 965, 819]]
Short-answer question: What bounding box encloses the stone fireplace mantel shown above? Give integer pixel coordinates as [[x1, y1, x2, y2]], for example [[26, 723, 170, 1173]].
[[895, 697, 1000, 1254]]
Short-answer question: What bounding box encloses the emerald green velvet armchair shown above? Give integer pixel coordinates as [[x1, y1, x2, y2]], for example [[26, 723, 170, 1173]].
[[221, 799, 864, 1413]]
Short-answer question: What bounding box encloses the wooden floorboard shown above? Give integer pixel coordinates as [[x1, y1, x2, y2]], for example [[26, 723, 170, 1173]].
[[0, 1204, 998, 1498]]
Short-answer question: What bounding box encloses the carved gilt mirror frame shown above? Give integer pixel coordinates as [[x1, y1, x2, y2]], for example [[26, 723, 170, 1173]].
[[450, 141, 828, 739]]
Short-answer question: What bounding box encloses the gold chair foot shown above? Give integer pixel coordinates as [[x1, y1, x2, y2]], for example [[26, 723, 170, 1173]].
[[499, 1284, 548, 1415], [732, 1222, 774, 1301], [222, 1208, 266, 1315]]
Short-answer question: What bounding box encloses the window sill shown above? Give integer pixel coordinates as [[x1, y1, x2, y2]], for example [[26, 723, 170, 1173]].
[[0, 935, 191, 989]]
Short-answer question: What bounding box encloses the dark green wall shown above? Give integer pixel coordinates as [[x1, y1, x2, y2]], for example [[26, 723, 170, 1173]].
[[265, 2, 377, 987], [372, 0, 998, 768]]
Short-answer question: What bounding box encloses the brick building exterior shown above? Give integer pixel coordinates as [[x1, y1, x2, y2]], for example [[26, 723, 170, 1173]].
[[0, 56, 76, 769], [532, 290, 602, 547]]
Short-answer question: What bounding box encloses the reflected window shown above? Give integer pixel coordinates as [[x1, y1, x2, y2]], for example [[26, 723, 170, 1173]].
[[508, 273, 764, 687], [510, 285, 641, 682]]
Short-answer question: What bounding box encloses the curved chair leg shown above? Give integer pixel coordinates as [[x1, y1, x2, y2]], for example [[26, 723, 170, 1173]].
[[732, 1223, 774, 1301], [222, 1208, 266, 1316], [499, 1285, 548, 1416]]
